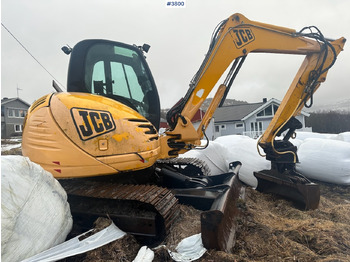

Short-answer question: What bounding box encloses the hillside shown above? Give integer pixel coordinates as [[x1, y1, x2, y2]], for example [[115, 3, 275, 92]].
[[160, 98, 248, 119], [162, 98, 350, 115], [305, 98, 350, 113], [200, 98, 248, 111]]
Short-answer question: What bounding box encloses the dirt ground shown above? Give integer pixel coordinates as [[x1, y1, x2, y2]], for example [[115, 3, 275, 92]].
[[63, 182, 350, 262], [2, 142, 349, 261]]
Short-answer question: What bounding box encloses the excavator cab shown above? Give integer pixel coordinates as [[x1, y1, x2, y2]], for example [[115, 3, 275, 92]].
[[66, 39, 161, 129], [22, 40, 164, 178]]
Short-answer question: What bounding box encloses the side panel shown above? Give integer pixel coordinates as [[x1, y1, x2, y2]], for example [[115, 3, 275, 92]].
[[22, 106, 118, 178], [22, 92, 161, 178], [50, 93, 160, 157]]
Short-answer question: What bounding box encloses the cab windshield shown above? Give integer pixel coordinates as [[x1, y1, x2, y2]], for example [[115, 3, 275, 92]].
[[82, 42, 159, 128]]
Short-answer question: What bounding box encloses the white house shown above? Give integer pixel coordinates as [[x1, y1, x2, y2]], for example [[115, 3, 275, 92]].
[[212, 98, 311, 139]]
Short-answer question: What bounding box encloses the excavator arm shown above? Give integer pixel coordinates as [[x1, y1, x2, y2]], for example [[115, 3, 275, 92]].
[[160, 13, 345, 209], [161, 13, 345, 157]]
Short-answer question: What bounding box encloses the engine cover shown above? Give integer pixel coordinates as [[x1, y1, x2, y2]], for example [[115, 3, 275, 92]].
[[22, 92, 160, 178]]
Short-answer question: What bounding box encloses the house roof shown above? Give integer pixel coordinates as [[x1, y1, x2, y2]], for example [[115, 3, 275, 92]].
[[192, 109, 205, 123], [242, 98, 310, 120], [242, 98, 280, 120], [213, 102, 264, 122], [213, 98, 310, 123], [1, 97, 31, 107]]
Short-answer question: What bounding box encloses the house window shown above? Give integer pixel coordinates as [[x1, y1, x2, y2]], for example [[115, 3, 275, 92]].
[[235, 123, 243, 128], [250, 121, 263, 138], [251, 122, 263, 131], [7, 108, 27, 118], [215, 124, 226, 132], [14, 124, 23, 132], [19, 109, 26, 117], [257, 104, 279, 117], [265, 105, 272, 116], [8, 109, 15, 117]]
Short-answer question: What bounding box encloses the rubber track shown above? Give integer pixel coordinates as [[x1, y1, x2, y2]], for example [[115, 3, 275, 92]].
[[61, 180, 180, 234], [156, 157, 212, 177]]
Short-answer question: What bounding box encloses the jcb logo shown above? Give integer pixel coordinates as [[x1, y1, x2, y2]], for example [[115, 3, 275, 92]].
[[71, 108, 116, 141], [231, 28, 255, 49]]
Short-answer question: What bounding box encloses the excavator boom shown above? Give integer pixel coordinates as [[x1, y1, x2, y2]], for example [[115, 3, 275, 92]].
[[162, 13, 345, 157]]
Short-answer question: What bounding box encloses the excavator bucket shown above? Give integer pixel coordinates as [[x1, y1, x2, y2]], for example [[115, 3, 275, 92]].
[[254, 168, 320, 210], [158, 160, 244, 252], [200, 172, 243, 253]]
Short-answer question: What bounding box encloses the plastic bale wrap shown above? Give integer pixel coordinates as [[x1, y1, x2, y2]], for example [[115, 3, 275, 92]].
[[290, 138, 304, 149], [181, 141, 231, 175], [333, 132, 350, 143], [1, 156, 73, 262], [295, 131, 337, 141], [215, 135, 270, 188], [296, 138, 350, 185]]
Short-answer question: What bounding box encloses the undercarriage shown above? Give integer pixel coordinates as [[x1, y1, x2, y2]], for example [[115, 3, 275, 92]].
[[60, 158, 243, 252]]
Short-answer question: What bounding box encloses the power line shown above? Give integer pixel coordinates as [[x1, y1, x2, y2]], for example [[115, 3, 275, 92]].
[[1, 22, 65, 88]]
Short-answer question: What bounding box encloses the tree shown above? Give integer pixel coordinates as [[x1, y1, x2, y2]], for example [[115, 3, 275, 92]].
[[306, 111, 350, 133]]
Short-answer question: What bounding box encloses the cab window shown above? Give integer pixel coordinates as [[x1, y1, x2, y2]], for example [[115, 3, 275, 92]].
[[84, 43, 158, 127]]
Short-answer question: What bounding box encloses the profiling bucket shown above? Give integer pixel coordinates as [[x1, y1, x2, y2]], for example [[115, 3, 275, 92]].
[[254, 167, 320, 210], [200, 172, 243, 253]]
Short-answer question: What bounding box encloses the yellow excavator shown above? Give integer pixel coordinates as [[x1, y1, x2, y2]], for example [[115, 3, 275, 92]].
[[22, 13, 345, 252]]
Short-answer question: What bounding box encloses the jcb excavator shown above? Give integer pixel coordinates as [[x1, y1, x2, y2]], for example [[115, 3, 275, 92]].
[[22, 13, 345, 252]]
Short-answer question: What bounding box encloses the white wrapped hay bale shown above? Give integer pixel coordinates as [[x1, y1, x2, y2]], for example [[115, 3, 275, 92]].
[[296, 131, 350, 143], [296, 138, 350, 185], [289, 138, 304, 149], [215, 135, 270, 187], [295, 131, 337, 141], [181, 141, 231, 175], [333, 132, 350, 143], [1, 156, 73, 262], [181, 133, 350, 186]]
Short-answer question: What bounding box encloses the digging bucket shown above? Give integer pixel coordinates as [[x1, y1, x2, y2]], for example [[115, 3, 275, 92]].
[[254, 169, 320, 210], [200, 162, 244, 253]]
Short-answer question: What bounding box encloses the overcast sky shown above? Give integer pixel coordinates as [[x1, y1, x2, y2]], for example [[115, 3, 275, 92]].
[[1, 0, 349, 109]]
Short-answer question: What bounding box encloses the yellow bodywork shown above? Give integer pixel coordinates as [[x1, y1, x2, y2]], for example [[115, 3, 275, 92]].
[[22, 93, 160, 178]]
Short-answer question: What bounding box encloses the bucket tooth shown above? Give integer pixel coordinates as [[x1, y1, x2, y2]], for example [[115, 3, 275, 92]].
[[254, 169, 320, 210]]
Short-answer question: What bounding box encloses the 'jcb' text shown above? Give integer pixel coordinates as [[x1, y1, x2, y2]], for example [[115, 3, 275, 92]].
[[231, 28, 255, 49], [71, 108, 116, 141]]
